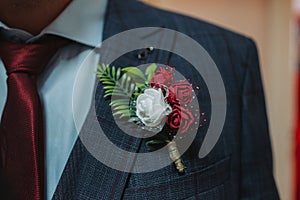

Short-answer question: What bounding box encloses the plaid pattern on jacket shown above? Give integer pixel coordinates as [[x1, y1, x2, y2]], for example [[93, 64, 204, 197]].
[[53, 0, 280, 199]]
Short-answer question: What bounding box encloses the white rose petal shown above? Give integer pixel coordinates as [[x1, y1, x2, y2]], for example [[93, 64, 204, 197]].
[[136, 88, 172, 127]]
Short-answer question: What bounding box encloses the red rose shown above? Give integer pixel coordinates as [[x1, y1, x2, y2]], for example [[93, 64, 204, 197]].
[[166, 104, 195, 134], [169, 80, 193, 105], [150, 68, 173, 87], [166, 89, 178, 105]]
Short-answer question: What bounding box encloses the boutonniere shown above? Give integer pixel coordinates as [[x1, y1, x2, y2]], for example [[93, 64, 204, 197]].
[[97, 64, 198, 174]]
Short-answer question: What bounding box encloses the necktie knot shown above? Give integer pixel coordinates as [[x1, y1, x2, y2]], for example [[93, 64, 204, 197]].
[[0, 36, 69, 75]]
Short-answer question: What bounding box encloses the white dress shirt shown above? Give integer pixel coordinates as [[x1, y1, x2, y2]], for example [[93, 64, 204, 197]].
[[0, 0, 108, 199]]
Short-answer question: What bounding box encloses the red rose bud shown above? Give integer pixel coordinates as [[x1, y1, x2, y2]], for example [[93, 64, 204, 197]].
[[169, 80, 193, 105], [166, 89, 178, 105], [167, 104, 181, 130], [150, 68, 173, 87], [167, 104, 195, 134]]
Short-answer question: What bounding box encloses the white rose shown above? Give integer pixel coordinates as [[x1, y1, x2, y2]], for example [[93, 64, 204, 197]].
[[136, 88, 172, 127]]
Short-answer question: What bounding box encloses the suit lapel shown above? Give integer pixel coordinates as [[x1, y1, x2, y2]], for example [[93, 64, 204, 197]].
[[52, 0, 179, 199]]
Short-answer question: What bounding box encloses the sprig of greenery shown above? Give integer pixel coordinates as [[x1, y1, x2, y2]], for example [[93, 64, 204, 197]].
[[96, 63, 158, 119], [96, 64, 139, 118], [96, 64, 137, 98]]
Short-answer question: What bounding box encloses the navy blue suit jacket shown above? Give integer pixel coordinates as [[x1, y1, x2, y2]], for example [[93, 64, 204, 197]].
[[53, 0, 280, 199]]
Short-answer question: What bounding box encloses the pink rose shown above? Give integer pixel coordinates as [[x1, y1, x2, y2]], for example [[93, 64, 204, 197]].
[[150, 68, 173, 87], [169, 80, 193, 105]]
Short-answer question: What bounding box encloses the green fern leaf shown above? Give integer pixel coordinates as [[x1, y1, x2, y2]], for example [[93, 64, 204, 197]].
[[109, 99, 130, 107], [97, 64, 148, 119], [112, 105, 131, 111]]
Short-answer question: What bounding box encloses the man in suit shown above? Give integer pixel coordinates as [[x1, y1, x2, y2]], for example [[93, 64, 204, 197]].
[[0, 0, 279, 199]]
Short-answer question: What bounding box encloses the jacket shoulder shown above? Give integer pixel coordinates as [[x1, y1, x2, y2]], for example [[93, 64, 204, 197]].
[[134, 1, 259, 90], [136, 1, 252, 43]]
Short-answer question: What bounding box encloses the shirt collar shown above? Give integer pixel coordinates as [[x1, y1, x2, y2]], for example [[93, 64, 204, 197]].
[[0, 0, 108, 47]]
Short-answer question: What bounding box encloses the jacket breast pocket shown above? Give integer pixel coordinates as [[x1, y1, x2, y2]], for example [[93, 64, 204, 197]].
[[123, 156, 230, 200]]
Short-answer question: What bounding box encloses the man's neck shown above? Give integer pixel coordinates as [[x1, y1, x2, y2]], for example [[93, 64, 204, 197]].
[[0, 0, 72, 35]]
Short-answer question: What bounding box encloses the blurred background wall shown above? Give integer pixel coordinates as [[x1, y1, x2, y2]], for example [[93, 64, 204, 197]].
[[141, 0, 296, 199]]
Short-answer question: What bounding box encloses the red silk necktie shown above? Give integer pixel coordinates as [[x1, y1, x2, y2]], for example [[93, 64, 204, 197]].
[[0, 36, 69, 200]]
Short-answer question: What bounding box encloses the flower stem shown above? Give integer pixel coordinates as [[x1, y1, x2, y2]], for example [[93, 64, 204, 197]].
[[167, 141, 185, 174]]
